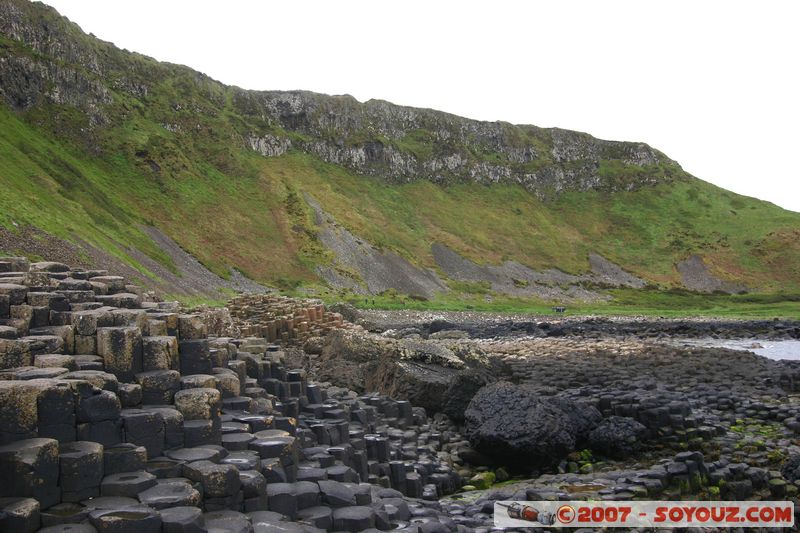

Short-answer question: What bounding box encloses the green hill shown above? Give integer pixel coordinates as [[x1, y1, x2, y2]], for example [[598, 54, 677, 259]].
[[1, 0, 798, 314]]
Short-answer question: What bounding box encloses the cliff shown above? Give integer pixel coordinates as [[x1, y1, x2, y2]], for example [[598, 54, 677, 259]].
[[1, 0, 798, 303]]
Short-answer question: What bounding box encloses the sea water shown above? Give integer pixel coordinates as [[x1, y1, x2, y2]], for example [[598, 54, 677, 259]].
[[677, 339, 800, 361]]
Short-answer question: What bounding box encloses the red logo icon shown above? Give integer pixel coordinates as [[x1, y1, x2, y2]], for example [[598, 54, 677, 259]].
[[557, 505, 576, 524]]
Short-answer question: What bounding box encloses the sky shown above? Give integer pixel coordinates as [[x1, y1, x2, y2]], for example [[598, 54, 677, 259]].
[[42, 0, 800, 212]]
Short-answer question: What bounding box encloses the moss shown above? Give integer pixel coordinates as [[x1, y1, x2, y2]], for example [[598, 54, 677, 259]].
[[676, 477, 691, 494], [468, 472, 496, 490], [767, 450, 786, 464], [448, 280, 491, 295]]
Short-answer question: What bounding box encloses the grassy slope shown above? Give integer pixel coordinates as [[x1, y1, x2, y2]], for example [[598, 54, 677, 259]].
[[0, 105, 172, 276], [1, 0, 799, 315], [336, 288, 800, 320], [3, 100, 800, 302], [0, 101, 319, 286], [280, 153, 800, 291]]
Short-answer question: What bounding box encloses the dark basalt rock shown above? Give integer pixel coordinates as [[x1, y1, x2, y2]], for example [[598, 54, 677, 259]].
[[588, 416, 648, 459], [441, 369, 487, 424], [780, 453, 800, 483], [159, 505, 205, 533], [0, 497, 40, 533], [88, 507, 162, 533], [552, 395, 603, 444], [464, 381, 579, 468]]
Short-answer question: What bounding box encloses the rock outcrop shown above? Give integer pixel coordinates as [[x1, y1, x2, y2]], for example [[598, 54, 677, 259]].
[[463, 382, 600, 468], [227, 294, 350, 344], [0, 256, 475, 532], [313, 330, 510, 416], [234, 92, 680, 198]]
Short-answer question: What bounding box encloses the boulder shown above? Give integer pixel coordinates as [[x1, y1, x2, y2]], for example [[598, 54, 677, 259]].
[[366, 358, 457, 415], [399, 339, 465, 368], [463, 381, 577, 468], [316, 330, 384, 393], [321, 331, 459, 413], [326, 302, 360, 323], [317, 330, 510, 415]]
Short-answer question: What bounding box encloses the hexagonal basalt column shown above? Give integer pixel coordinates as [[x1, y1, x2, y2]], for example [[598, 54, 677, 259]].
[[59, 441, 104, 502], [182, 460, 241, 500], [174, 387, 221, 420], [97, 327, 143, 382], [0, 438, 60, 509], [141, 336, 179, 371]]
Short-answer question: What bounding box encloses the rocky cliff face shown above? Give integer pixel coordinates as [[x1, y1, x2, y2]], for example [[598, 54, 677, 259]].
[[0, 0, 685, 198], [235, 91, 682, 197]]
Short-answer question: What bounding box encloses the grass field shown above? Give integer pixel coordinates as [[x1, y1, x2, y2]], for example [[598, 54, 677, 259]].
[[319, 288, 800, 320]]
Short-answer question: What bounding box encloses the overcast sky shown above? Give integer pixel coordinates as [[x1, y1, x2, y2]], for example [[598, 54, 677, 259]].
[[42, 0, 800, 212]]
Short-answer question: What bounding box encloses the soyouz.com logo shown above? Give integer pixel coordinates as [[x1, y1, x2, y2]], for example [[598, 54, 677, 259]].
[[494, 501, 795, 528]]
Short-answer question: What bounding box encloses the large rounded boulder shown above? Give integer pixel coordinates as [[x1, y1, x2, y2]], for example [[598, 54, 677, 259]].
[[588, 416, 647, 459], [464, 382, 583, 468]]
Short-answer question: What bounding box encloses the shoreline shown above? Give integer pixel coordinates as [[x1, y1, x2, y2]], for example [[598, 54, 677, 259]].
[[357, 309, 800, 341]]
